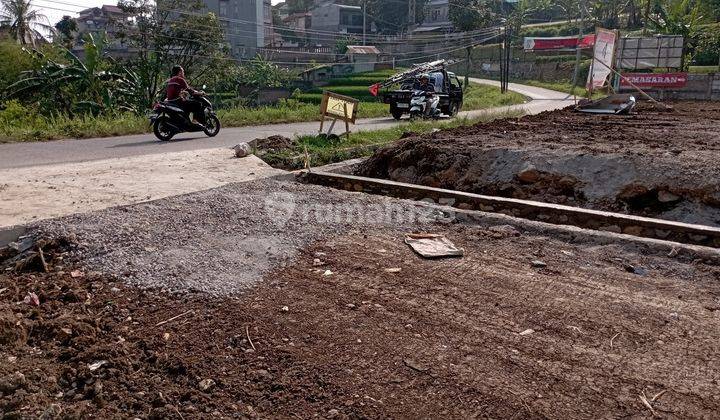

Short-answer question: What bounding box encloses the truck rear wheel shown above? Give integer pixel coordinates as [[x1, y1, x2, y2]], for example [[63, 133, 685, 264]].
[[448, 103, 460, 117], [391, 108, 403, 120]]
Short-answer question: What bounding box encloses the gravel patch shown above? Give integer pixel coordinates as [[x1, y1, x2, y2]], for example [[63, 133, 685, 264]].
[[35, 177, 450, 295]]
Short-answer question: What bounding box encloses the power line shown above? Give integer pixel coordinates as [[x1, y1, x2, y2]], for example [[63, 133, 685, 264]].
[[37, 0, 501, 50], [36, 0, 501, 42], [126, 32, 501, 67]]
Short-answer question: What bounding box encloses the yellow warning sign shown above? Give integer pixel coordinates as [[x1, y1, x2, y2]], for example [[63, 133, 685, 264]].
[[320, 91, 358, 123]]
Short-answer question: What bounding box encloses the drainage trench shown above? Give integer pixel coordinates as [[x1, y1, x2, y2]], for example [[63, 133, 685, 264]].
[[299, 171, 720, 249]]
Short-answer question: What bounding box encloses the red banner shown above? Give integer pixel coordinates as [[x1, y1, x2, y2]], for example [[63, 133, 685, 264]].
[[620, 72, 688, 88], [523, 34, 595, 51]]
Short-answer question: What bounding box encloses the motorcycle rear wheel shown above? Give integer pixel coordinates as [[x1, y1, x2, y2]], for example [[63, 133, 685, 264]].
[[153, 117, 174, 141], [204, 115, 221, 137]]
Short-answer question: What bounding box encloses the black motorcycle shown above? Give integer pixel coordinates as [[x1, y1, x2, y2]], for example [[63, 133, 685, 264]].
[[149, 92, 221, 141]]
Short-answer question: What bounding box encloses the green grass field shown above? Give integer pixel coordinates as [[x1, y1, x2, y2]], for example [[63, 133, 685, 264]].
[[0, 69, 525, 143]]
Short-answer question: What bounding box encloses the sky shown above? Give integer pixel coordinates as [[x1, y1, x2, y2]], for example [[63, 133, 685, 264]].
[[34, 0, 284, 27]]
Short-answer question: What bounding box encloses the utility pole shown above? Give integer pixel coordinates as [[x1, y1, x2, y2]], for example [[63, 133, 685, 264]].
[[408, 0, 416, 27], [499, 28, 505, 93], [362, 0, 366, 46], [571, 0, 586, 99]]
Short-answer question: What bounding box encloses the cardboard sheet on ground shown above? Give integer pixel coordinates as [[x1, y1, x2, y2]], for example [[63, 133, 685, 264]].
[[404, 234, 464, 258]]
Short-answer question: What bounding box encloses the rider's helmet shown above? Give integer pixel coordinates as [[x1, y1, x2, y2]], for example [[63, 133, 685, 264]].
[[419, 73, 430, 82]]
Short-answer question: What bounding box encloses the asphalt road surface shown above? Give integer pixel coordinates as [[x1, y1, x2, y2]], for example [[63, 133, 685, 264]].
[[0, 80, 575, 170]]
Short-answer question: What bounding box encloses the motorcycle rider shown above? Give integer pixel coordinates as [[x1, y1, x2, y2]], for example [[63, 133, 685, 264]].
[[165, 65, 206, 126], [413, 73, 439, 117]]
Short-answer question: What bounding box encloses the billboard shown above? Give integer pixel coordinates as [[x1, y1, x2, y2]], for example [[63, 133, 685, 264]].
[[587, 28, 618, 91], [616, 36, 683, 70], [619, 72, 688, 89], [523, 34, 595, 51]]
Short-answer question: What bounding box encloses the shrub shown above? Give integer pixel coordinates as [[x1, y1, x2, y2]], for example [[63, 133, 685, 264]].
[[0, 100, 38, 128], [693, 29, 720, 66]]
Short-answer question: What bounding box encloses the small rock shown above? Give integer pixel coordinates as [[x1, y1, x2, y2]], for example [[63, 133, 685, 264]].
[[280, 306, 289, 312], [519, 329, 535, 336], [110, 287, 121, 293], [488, 225, 520, 237], [23, 292, 40, 306], [312, 258, 325, 266], [233, 143, 252, 158], [0, 372, 27, 394], [517, 166, 540, 183], [70, 270, 84, 278], [668, 247, 679, 257], [384, 267, 401, 273], [198, 379, 216, 392], [88, 360, 107, 371], [323, 270, 333, 276], [622, 225, 644, 236], [58, 327, 73, 341], [346, 303, 356, 309], [657, 190, 681, 203], [600, 225, 622, 234], [328, 409, 340, 417], [163, 332, 170, 341], [531, 260, 547, 268], [624, 264, 647, 276]]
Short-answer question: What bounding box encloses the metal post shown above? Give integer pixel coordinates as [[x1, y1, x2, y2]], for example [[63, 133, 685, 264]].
[[571, 0, 585, 98], [362, 0, 366, 46], [408, 0, 416, 26], [499, 28, 505, 93]]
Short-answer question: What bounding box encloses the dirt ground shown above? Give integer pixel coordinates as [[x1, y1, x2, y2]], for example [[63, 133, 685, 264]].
[[2, 180, 720, 418], [356, 101, 720, 226]]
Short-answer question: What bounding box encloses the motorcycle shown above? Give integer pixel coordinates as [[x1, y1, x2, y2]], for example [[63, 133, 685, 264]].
[[409, 89, 440, 120], [149, 91, 221, 141]]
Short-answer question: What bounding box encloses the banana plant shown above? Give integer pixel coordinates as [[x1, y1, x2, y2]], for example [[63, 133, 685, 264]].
[[4, 33, 142, 115]]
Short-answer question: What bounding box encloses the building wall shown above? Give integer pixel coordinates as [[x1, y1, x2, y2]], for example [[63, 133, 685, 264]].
[[415, 0, 453, 32], [309, 2, 363, 46], [202, 0, 264, 58]]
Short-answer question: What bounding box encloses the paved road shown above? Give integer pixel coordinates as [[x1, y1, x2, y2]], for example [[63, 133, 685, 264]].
[[0, 80, 575, 170]]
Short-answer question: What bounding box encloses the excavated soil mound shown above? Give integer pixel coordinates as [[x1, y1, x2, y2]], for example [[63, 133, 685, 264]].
[[356, 101, 720, 226], [2, 227, 720, 418]]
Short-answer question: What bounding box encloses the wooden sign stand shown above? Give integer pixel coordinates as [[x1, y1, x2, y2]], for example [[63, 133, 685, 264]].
[[319, 91, 358, 140]]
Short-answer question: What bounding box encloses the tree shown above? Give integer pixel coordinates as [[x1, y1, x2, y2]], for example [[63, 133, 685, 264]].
[[646, 0, 708, 68], [553, 0, 581, 23], [449, 0, 495, 31], [0, 0, 52, 46], [705, 0, 720, 20], [366, 0, 427, 34], [587, 0, 628, 28], [117, 0, 229, 107], [54, 15, 77, 47], [448, 0, 496, 89]]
